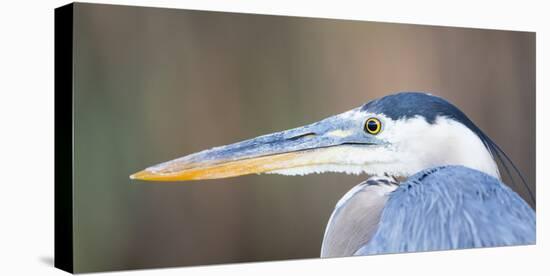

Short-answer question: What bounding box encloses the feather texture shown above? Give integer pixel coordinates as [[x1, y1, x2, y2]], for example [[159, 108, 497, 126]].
[[321, 176, 398, 257], [354, 166, 535, 256]]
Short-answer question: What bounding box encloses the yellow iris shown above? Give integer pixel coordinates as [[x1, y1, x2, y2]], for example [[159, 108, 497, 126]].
[[365, 118, 382, 135]]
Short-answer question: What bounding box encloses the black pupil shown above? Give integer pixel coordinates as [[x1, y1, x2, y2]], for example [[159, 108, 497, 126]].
[[367, 120, 378, 132]]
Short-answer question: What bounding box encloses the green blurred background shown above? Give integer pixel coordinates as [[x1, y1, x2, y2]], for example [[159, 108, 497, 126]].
[[72, 3, 535, 272]]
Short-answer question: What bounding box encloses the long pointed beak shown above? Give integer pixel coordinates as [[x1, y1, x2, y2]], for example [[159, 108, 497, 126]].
[[130, 147, 318, 181], [130, 111, 380, 181]]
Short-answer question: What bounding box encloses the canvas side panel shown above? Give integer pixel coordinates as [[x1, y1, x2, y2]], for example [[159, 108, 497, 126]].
[[54, 3, 74, 273]]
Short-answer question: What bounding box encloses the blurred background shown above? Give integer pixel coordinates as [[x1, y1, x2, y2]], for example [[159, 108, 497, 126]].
[[72, 3, 535, 272]]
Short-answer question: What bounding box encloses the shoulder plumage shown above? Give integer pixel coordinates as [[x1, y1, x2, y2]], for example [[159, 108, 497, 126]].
[[355, 165, 535, 255]]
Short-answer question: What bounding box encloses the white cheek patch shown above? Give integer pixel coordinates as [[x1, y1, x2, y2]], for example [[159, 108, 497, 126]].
[[384, 116, 500, 179]]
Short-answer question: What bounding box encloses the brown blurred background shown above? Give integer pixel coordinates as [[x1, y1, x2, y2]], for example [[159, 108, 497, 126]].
[[72, 3, 535, 272]]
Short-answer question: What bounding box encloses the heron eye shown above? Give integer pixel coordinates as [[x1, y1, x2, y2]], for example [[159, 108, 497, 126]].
[[364, 118, 382, 135]]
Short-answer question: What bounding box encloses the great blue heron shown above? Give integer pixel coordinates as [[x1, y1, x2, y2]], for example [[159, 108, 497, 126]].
[[131, 92, 535, 257]]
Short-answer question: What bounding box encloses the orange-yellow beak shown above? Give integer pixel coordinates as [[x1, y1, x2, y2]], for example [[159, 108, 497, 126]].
[[130, 110, 383, 182], [130, 150, 310, 181]]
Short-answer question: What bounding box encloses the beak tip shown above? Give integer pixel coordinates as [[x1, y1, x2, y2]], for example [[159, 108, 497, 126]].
[[130, 170, 148, 181]]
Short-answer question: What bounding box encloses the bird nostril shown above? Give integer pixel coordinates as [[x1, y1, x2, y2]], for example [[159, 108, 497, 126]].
[[287, 132, 317, 141]]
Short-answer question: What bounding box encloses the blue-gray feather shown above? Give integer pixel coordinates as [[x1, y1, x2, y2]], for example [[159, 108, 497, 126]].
[[321, 176, 398, 257], [354, 165, 535, 255]]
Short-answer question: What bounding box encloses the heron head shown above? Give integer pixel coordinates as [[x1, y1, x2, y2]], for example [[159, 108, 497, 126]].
[[131, 92, 500, 181]]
